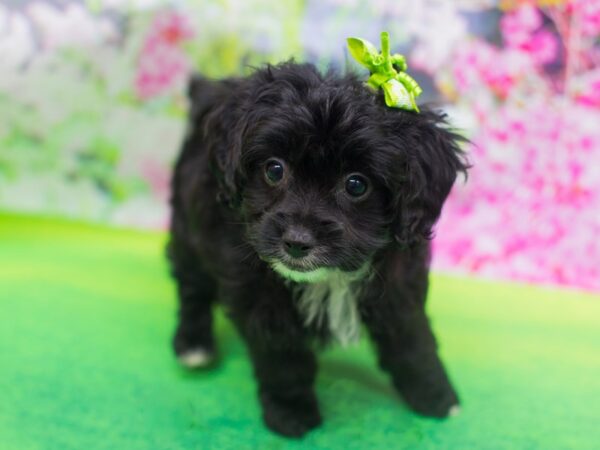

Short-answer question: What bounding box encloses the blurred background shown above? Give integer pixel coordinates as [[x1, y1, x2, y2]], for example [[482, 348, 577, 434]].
[[1, 0, 599, 292]]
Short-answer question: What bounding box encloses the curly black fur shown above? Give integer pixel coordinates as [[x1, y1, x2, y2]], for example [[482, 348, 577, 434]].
[[167, 62, 469, 437]]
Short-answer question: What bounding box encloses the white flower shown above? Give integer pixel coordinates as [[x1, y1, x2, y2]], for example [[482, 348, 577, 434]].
[[96, 0, 174, 11], [408, 1, 468, 72], [27, 2, 117, 51], [0, 6, 36, 70]]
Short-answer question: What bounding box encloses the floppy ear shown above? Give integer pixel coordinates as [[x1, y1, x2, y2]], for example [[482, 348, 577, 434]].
[[185, 74, 247, 207], [392, 109, 469, 248]]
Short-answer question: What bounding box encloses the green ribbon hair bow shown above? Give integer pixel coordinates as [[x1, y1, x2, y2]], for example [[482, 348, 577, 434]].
[[347, 31, 422, 112]]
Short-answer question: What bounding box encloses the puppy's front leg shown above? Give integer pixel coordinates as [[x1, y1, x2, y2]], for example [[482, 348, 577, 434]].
[[250, 343, 320, 437], [362, 249, 459, 418], [229, 284, 321, 438]]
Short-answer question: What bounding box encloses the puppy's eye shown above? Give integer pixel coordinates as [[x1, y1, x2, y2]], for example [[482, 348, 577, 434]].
[[345, 174, 369, 198], [264, 159, 285, 185]]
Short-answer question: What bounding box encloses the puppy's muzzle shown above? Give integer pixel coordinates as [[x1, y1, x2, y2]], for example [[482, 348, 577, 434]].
[[282, 225, 316, 259]]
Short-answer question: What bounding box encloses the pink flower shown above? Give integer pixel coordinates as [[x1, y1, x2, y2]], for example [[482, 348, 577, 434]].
[[500, 4, 542, 48], [451, 42, 534, 99], [526, 30, 558, 64], [575, 75, 600, 107], [140, 159, 170, 202], [501, 6, 558, 65], [134, 10, 195, 100], [571, 0, 600, 37], [451, 40, 498, 93], [434, 100, 600, 292], [148, 11, 194, 46], [481, 60, 519, 98], [135, 45, 188, 99]]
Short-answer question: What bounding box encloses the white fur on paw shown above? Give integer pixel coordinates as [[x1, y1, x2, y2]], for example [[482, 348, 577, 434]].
[[448, 405, 461, 417], [178, 348, 213, 368]]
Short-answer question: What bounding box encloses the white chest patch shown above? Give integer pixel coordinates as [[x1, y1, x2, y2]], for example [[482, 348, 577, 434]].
[[272, 263, 369, 346]]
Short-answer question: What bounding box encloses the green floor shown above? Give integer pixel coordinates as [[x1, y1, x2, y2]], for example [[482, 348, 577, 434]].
[[1, 213, 599, 450]]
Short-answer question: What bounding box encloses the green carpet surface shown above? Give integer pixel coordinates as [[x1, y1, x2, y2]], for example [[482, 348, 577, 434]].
[[1, 212, 599, 450]]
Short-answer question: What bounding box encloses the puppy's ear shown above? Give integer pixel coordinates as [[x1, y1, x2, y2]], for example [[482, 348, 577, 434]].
[[392, 109, 469, 247], [186, 74, 246, 207]]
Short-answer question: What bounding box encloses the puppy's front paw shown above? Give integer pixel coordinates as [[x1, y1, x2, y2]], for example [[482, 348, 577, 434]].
[[260, 391, 322, 438], [173, 327, 215, 369], [398, 380, 460, 418], [177, 347, 215, 369]]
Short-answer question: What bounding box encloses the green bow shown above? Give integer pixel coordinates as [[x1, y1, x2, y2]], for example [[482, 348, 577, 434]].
[[347, 31, 422, 112]]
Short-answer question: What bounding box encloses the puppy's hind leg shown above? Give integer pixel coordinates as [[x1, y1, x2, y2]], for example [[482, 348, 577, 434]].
[[167, 239, 217, 369]]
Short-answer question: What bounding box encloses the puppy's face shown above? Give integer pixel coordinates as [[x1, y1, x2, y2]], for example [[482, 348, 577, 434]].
[[241, 119, 392, 283], [203, 64, 467, 282]]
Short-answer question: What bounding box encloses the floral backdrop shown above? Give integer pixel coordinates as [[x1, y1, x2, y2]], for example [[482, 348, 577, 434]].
[[1, 0, 599, 291]]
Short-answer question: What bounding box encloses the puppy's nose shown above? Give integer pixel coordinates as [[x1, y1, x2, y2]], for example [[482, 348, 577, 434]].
[[282, 226, 316, 259]]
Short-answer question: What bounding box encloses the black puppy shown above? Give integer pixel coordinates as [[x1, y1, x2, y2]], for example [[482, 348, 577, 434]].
[[167, 62, 468, 437]]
